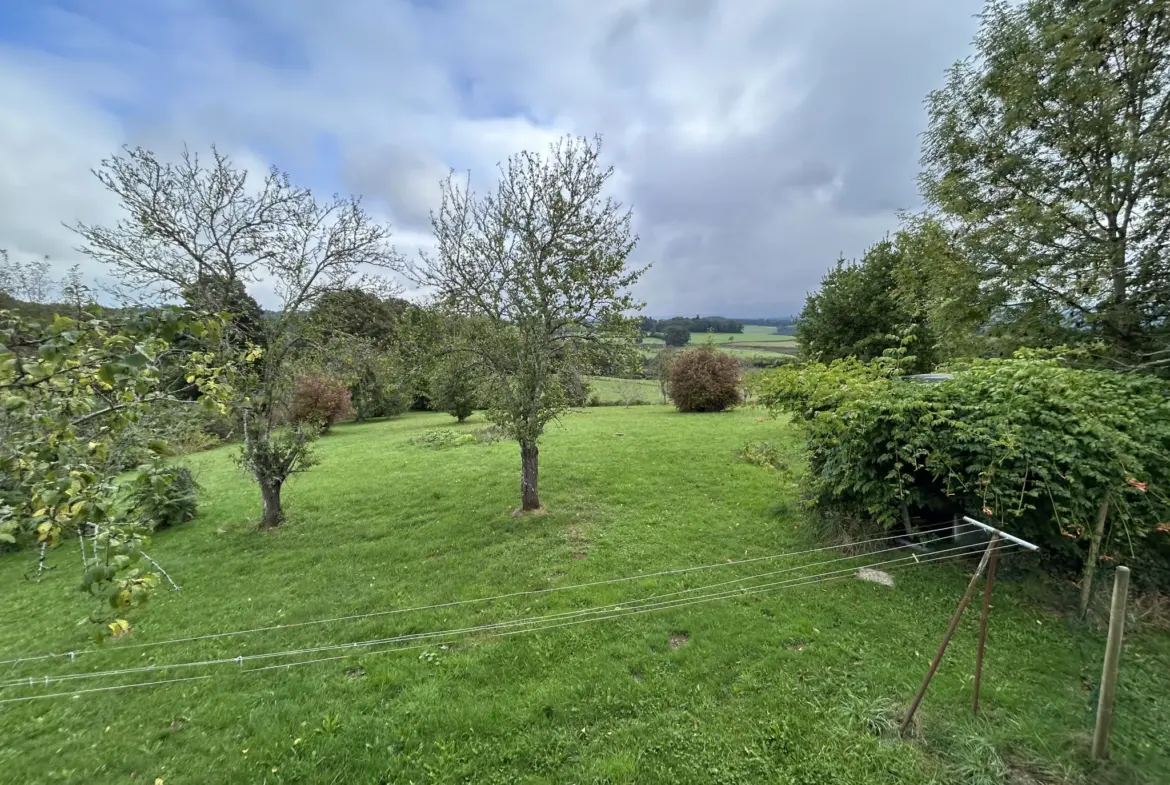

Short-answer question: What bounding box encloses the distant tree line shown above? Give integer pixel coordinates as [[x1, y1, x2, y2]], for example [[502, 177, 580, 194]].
[[638, 316, 744, 335]]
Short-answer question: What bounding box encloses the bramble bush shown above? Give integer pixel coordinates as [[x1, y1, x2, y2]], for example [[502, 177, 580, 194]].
[[126, 464, 199, 531], [755, 352, 1170, 598], [289, 374, 354, 434], [667, 345, 741, 412]]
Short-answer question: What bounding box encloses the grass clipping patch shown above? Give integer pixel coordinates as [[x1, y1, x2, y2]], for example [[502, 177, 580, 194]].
[[411, 426, 503, 450]]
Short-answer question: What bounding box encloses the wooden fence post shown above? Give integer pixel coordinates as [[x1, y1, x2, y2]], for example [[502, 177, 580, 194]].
[[1092, 566, 1130, 760]]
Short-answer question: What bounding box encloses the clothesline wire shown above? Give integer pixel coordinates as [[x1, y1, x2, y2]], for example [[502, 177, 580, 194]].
[[0, 540, 1022, 706], [0, 521, 974, 667], [2, 537, 1009, 692]]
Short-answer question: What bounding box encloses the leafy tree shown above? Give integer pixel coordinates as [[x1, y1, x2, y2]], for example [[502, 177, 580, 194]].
[[308, 286, 406, 346], [663, 324, 690, 347], [0, 249, 53, 304], [798, 241, 933, 370], [413, 135, 646, 511], [922, 0, 1170, 373], [58, 265, 96, 318], [73, 145, 399, 528], [430, 356, 478, 422], [667, 344, 742, 412], [0, 306, 230, 635], [889, 213, 1001, 361]]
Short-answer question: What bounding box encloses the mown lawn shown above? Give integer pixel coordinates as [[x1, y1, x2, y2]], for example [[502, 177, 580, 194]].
[[586, 376, 663, 404], [1, 408, 1167, 784]]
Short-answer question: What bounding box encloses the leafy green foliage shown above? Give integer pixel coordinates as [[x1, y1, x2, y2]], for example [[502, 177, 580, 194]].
[[308, 287, 406, 345], [662, 324, 690, 347], [889, 213, 1001, 362], [126, 464, 199, 531], [921, 0, 1170, 371], [430, 357, 478, 422], [797, 241, 934, 371], [0, 306, 230, 633], [667, 345, 742, 413], [756, 353, 1170, 590]]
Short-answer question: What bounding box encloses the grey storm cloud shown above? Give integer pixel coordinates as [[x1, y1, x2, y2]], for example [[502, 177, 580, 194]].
[[0, 0, 985, 316]]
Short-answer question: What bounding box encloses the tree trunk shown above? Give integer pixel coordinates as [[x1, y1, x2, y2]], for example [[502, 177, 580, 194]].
[[260, 479, 284, 529], [520, 441, 541, 511], [1079, 499, 1110, 619]]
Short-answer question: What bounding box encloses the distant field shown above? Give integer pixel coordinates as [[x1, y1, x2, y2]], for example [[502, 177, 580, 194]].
[[642, 330, 797, 352]]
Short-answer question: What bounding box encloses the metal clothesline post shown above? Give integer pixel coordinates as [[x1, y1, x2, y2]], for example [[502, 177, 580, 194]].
[[900, 516, 1040, 734]]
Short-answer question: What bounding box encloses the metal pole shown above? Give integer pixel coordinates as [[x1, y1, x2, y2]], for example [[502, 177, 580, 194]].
[[1092, 566, 1130, 760], [901, 535, 999, 734], [971, 545, 1000, 714]]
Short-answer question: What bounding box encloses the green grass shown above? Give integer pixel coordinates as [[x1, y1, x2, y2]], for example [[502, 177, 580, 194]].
[[1, 408, 1167, 784], [586, 376, 663, 404]]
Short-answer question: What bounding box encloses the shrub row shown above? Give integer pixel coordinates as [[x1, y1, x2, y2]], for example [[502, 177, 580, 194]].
[[755, 354, 1170, 592]]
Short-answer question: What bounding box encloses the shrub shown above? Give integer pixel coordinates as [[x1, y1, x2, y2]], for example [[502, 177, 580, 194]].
[[755, 353, 1170, 596], [126, 465, 199, 531], [667, 345, 742, 412], [431, 359, 478, 422], [289, 374, 354, 434]]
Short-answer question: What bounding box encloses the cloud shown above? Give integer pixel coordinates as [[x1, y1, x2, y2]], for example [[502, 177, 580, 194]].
[[0, 0, 984, 315]]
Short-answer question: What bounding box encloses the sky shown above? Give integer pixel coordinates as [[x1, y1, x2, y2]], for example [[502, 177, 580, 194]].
[[0, 0, 985, 317]]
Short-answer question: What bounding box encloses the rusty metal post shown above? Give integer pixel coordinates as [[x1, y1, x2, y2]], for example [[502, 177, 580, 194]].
[[971, 546, 1000, 714], [900, 535, 999, 734]]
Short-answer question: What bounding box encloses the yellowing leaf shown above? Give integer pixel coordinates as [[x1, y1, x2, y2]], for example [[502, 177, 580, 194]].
[[108, 619, 131, 637]]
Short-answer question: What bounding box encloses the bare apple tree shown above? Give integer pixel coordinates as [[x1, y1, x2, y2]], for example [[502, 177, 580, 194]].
[[74, 145, 400, 527], [412, 135, 646, 512]]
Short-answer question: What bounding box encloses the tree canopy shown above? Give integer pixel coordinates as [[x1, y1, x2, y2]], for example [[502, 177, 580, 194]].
[[921, 0, 1170, 373], [412, 134, 645, 511]]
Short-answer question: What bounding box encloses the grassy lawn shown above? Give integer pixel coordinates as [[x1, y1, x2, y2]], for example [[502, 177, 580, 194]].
[[1, 408, 1167, 784], [586, 376, 663, 404]]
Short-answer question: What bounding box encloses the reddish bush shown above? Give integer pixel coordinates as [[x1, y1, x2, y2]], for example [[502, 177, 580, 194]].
[[667, 345, 742, 412], [289, 374, 354, 433]]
